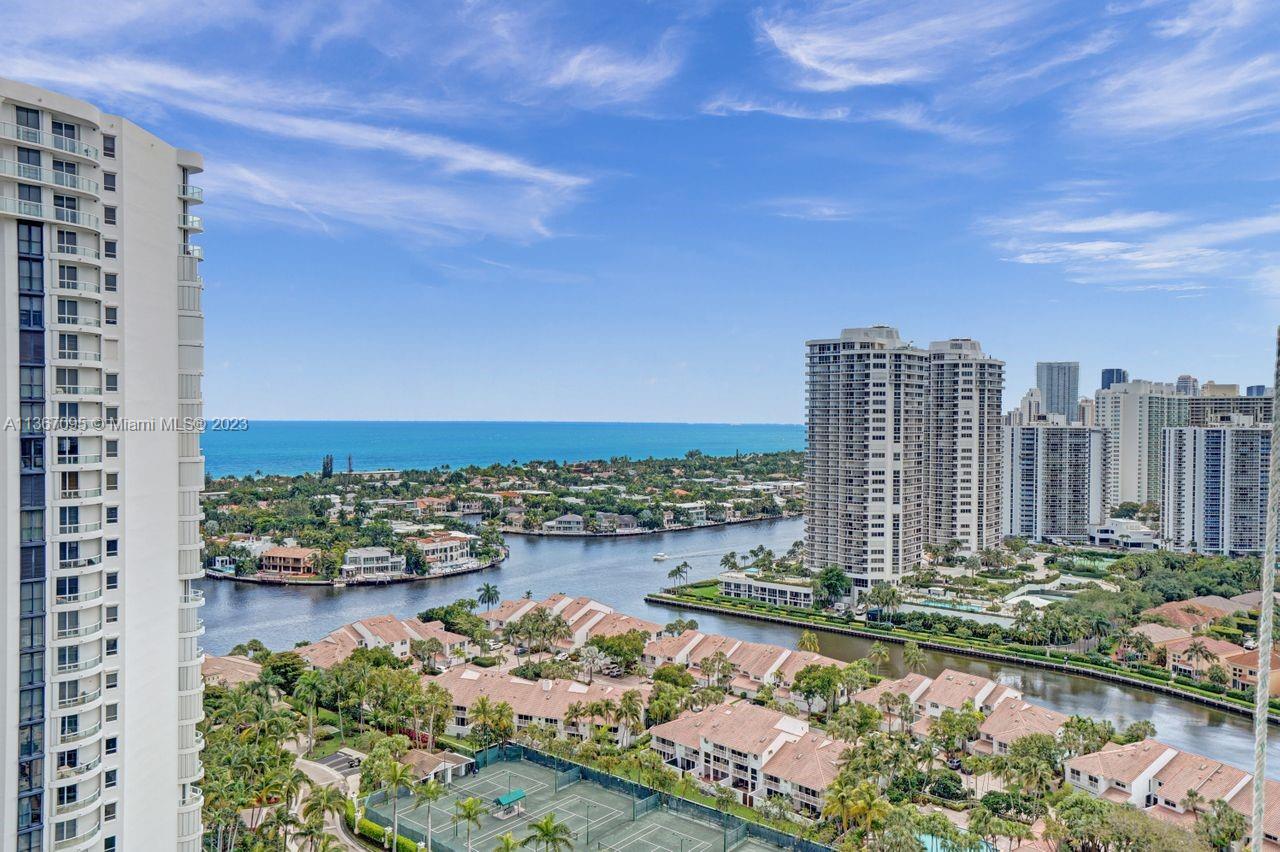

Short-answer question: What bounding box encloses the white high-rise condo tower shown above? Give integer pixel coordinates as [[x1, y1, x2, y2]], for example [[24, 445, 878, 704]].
[[1002, 418, 1104, 542], [926, 339, 1004, 554], [0, 79, 205, 851], [805, 326, 927, 599]]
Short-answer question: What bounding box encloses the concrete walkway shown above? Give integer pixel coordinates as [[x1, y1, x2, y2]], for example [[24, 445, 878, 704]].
[[291, 751, 366, 851]]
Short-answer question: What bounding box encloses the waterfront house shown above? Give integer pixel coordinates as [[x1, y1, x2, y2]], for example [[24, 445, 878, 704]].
[[202, 654, 262, 687], [406, 530, 477, 572], [1163, 635, 1245, 680], [852, 669, 1021, 736], [258, 545, 320, 576], [415, 496, 452, 515], [427, 665, 648, 745], [542, 513, 585, 533], [480, 594, 661, 649], [649, 701, 850, 812], [295, 614, 473, 669], [1066, 739, 1179, 805], [969, 700, 1067, 755], [718, 570, 815, 609], [1140, 597, 1239, 632], [340, 546, 408, 579], [1223, 647, 1280, 695]]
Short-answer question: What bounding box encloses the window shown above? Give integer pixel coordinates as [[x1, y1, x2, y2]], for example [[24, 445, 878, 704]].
[[104, 802, 116, 821], [19, 257, 43, 292], [19, 367, 43, 399], [21, 439, 44, 470], [103, 241, 117, 260], [105, 605, 119, 623], [105, 473, 119, 492], [18, 183, 41, 203], [102, 172, 116, 192], [19, 295, 42, 329], [50, 120, 77, 140], [103, 206, 116, 226], [106, 507, 119, 525], [105, 439, 118, 458], [102, 135, 116, 158], [105, 638, 119, 657], [105, 673, 118, 691], [104, 306, 118, 325], [105, 703, 118, 723], [104, 407, 119, 424], [20, 510, 44, 543], [18, 222, 42, 255], [18, 146, 40, 166], [104, 373, 118, 392], [15, 106, 39, 129], [105, 539, 118, 557], [104, 273, 117, 292], [104, 770, 117, 790], [105, 573, 119, 591]]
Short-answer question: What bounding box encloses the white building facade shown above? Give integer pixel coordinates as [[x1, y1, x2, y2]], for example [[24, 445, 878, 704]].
[[925, 338, 1004, 554], [1003, 421, 1104, 542], [1094, 381, 1185, 510], [0, 79, 205, 851], [805, 326, 927, 598], [1035, 361, 1079, 419], [1161, 420, 1271, 556]]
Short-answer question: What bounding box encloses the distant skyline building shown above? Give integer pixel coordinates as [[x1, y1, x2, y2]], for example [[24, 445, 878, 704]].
[[1176, 374, 1200, 397], [1003, 419, 1104, 542], [1095, 380, 1185, 509], [1162, 418, 1270, 556], [1036, 361, 1080, 418], [925, 339, 1004, 555], [0, 79, 206, 851], [1247, 385, 1268, 398], [805, 326, 927, 598], [1077, 397, 1096, 428], [1016, 388, 1042, 425], [1100, 368, 1128, 391]]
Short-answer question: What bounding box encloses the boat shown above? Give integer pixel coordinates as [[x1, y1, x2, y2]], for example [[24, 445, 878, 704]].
[[652, 553, 668, 561]]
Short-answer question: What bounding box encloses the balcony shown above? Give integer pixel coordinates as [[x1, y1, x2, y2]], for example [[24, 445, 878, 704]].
[[179, 786, 204, 809], [55, 787, 102, 817], [0, 196, 100, 229], [52, 820, 101, 851], [55, 351, 103, 367], [180, 243, 204, 260], [179, 213, 203, 232], [178, 617, 206, 639], [59, 720, 103, 747], [56, 687, 103, 711], [55, 654, 103, 675], [56, 454, 103, 465], [179, 184, 204, 203], [0, 159, 99, 194], [54, 385, 102, 397], [55, 587, 103, 605], [55, 621, 103, 641], [56, 314, 102, 329], [179, 590, 205, 607], [0, 121, 99, 160], [51, 244, 101, 262], [59, 553, 102, 571], [55, 279, 102, 296]]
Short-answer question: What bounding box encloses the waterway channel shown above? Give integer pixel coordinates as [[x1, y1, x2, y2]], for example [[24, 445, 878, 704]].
[[197, 516, 1280, 777]]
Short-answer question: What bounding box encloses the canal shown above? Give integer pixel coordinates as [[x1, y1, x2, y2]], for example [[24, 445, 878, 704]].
[[198, 516, 1280, 777]]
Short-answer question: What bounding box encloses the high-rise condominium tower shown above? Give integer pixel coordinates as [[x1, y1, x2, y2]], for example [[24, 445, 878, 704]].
[[1162, 417, 1270, 556], [0, 79, 205, 851], [805, 326, 927, 598], [1100, 368, 1128, 391], [1036, 361, 1079, 418], [1003, 419, 1104, 542], [926, 339, 1004, 554], [1176, 374, 1200, 397]]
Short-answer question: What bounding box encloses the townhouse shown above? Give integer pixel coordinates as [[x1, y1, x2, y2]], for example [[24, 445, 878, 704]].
[[406, 530, 476, 571], [852, 669, 1021, 736], [201, 654, 263, 688], [649, 702, 851, 813], [294, 614, 473, 669], [427, 665, 648, 745], [480, 595, 662, 650], [969, 700, 1066, 755]]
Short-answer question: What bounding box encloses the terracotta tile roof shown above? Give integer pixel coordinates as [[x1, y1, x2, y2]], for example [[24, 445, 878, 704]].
[[587, 611, 662, 641], [479, 599, 538, 626], [775, 650, 845, 684], [852, 672, 931, 709], [1228, 777, 1280, 840], [1223, 648, 1280, 671], [644, 630, 704, 663], [202, 654, 262, 686], [648, 702, 806, 756], [979, 700, 1067, 744], [261, 545, 319, 560], [1163, 636, 1244, 663], [426, 666, 648, 723], [1066, 739, 1175, 784], [766, 731, 852, 791], [1130, 623, 1192, 645], [921, 669, 1014, 711], [1153, 751, 1249, 806], [1141, 600, 1231, 630]]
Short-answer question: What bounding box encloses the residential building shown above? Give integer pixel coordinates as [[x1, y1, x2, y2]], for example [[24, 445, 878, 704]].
[[1095, 381, 1185, 510], [1223, 647, 1280, 696], [1164, 636, 1245, 679], [853, 669, 1021, 736], [200, 655, 262, 688], [1087, 518, 1159, 550], [1175, 375, 1200, 397], [1003, 420, 1105, 542], [969, 700, 1066, 755], [649, 702, 849, 812], [1100, 368, 1128, 391], [1077, 397, 1096, 428], [294, 614, 472, 670], [340, 546, 407, 578], [1247, 385, 1268, 398], [925, 338, 1004, 554], [718, 571, 815, 609], [479, 595, 661, 649], [1016, 387, 1043, 425], [804, 326, 928, 599], [430, 665, 647, 745], [1161, 419, 1271, 555], [541, 513, 584, 533], [406, 530, 476, 571], [258, 545, 319, 575], [0, 78, 206, 850], [1066, 739, 1180, 806], [1036, 361, 1079, 418], [1201, 381, 1239, 398], [1186, 393, 1272, 427], [1140, 597, 1238, 632]]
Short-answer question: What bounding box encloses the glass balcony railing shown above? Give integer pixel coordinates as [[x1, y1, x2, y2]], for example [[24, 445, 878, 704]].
[[56, 454, 104, 465], [59, 487, 103, 499], [55, 787, 101, 817], [0, 159, 99, 193], [55, 687, 103, 709], [179, 213, 203, 231], [0, 122, 99, 159], [56, 279, 102, 295], [57, 522, 103, 535], [59, 720, 102, 745], [57, 349, 102, 361], [0, 196, 100, 229], [54, 385, 102, 396], [179, 184, 204, 202], [58, 554, 102, 570], [56, 314, 101, 328], [180, 243, 204, 260], [55, 654, 102, 674], [53, 244, 102, 261], [55, 621, 102, 641]]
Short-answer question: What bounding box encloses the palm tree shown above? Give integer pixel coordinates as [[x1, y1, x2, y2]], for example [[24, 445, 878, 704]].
[[902, 641, 927, 674], [578, 647, 609, 685], [1181, 787, 1205, 820], [867, 641, 890, 673], [617, 690, 644, 740], [478, 582, 501, 609], [414, 778, 447, 843], [522, 813, 573, 852], [494, 833, 522, 852], [822, 776, 859, 832], [798, 630, 821, 653], [302, 784, 347, 827], [293, 670, 325, 756], [381, 760, 416, 847], [720, 551, 739, 571], [667, 561, 691, 588], [564, 701, 587, 738], [453, 797, 486, 852]]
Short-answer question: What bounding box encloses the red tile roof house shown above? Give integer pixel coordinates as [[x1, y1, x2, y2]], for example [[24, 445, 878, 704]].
[[1140, 598, 1236, 632], [480, 595, 662, 650], [426, 665, 650, 746], [294, 615, 473, 670], [968, 700, 1067, 755], [853, 669, 1021, 738], [1163, 636, 1246, 680], [649, 702, 851, 814], [258, 545, 320, 576]]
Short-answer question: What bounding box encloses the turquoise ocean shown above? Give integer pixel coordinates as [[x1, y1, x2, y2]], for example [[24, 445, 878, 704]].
[[203, 421, 805, 477]]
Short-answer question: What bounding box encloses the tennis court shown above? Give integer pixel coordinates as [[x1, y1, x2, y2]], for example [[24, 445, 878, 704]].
[[364, 758, 767, 852]]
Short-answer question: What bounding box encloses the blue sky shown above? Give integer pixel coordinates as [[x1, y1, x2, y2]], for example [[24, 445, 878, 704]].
[[5, 0, 1280, 422]]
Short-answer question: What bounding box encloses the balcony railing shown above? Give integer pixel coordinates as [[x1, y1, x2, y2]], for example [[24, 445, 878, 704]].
[[54, 385, 102, 396], [55, 621, 102, 640], [55, 787, 102, 816], [55, 654, 102, 674], [179, 213, 203, 231], [59, 554, 102, 570], [56, 687, 102, 709], [0, 196, 100, 229], [53, 244, 101, 261], [56, 314, 101, 328], [0, 159, 99, 193], [179, 786, 204, 808], [56, 279, 102, 295], [179, 184, 204, 202], [180, 243, 204, 260], [56, 349, 102, 362], [58, 522, 103, 535], [56, 454, 103, 465], [59, 720, 102, 745], [60, 487, 103, 500], [0, 121, 99, 159], [179, 590, 205, 606], [52, 820, 101, 850]]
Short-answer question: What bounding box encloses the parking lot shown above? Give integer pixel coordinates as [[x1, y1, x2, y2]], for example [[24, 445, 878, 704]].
[[315, 749, 365, 778]]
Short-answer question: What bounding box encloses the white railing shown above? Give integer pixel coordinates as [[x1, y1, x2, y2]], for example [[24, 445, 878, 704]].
[[56, 454, 103, 465], [178, 184, 204, 202], [56, 314, 101, 328], [56, 280, 102, 295], [55, 621, 102, 640], [0, 121, 99, 159], [0, 196, 100, 229], [58, 522, 103, 535], [0, 159, 99, 193], [55, 787, 101, 816], [53, 244, 101, 261], [56, 349, 101, 362], [55, 654, 102, 675], [58, 554, 102, 570], [59, 488, 103, 499], [56, 687, 102, 710], [59, 720, 102, 745], [54, 386, 102, 396]]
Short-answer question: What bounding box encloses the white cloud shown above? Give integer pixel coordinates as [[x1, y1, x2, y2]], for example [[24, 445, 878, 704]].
[[864, 102, 1003, 144], [701, 96, 849, 121], [762, 197, 857, 221], [546, 34, 684, 105]]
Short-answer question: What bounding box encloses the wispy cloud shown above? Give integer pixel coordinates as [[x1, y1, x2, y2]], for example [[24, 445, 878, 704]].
[[701, 96, 849, 121], [864, 102, 1003, 144], [546, 32, 684, 106], [762, 197, 857, 221]]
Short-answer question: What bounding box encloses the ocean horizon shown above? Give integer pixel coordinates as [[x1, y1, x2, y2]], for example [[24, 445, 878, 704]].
[[203, 420, 805, 477]]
